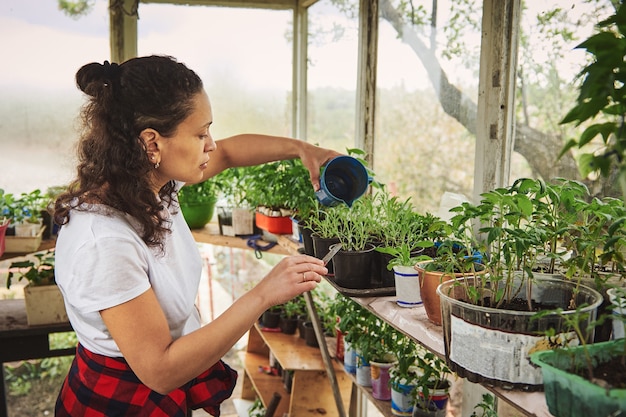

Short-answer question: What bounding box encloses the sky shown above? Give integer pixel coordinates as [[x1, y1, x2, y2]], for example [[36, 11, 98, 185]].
[[0, 0, 109, 92], [0, 0, 431, 93], [0, 0, 599, 93], [0, 0, 367, 194], [0, 0, 596, 195], [0, 1, 297, 91]]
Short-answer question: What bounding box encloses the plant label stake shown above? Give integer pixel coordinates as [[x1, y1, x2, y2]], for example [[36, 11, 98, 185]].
[[303, 243, 345, 417], [322, 243, 342, 265]]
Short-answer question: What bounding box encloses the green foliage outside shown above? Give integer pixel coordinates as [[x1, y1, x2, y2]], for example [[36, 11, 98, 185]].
[[560, 2, 626, 201], [4, 331, 77, 396], [58, 0, 94, 18], [470, 393, 499, 417]]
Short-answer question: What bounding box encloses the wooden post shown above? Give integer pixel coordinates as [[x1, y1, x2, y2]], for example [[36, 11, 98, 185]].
[[473, 0, 521, 201], [292, 4, 308, 140], [109, 0, 138, 63], [355, 0, 378, 168]]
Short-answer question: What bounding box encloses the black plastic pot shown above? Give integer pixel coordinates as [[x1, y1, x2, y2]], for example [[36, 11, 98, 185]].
[[378, 251, 397, 287], [298, 224, 315, 256], [303, 321, 319, 347], [261, 309, 281, 329], [279, 315, 298, 335], [333, 244, 376, 289], [297, 314, 308, 339], [311, 233, 340, 275]]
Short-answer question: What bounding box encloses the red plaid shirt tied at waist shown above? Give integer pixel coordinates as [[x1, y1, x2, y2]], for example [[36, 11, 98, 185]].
[[55, 343, 238, 416]]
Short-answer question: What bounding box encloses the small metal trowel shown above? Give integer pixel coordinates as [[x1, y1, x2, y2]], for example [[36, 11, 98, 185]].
[[321, 243, 342, 266]]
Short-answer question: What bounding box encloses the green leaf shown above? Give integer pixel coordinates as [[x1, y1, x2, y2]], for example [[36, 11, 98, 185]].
[[559, 139, 578, 159], [579, 123, 616, 147], [516, 195, 533, 218], [577, 153, 597, 178]]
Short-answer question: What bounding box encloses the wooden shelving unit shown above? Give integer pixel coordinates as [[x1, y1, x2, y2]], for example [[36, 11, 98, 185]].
[[349, 295, 552, 417], [241, 323, 353, 417], [191, 229, 552, 416], [191, 223, 292, 255], [273, 235, 552, 417]]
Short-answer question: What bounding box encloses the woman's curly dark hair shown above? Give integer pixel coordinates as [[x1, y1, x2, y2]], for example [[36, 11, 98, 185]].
[[54, 55, 203, 250]]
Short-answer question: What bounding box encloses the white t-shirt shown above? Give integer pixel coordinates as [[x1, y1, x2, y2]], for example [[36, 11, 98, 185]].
[[55, 199, 203, 357]]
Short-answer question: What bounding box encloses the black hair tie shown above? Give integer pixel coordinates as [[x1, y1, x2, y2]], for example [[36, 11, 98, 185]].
[[102, 60, 120, 83]]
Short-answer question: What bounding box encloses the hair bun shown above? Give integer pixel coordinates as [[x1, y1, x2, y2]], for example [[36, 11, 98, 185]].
[[76, 60, 121, 97]]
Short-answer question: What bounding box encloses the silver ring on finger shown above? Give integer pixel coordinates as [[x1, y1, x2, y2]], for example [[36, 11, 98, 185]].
[[302, 272, 306, 283]]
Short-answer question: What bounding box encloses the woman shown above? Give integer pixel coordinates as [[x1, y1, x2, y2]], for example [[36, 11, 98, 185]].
[[53, 55, 340, 416]]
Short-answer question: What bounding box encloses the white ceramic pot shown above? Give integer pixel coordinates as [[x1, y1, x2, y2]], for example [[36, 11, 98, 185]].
[[393, 265, 422, 307]]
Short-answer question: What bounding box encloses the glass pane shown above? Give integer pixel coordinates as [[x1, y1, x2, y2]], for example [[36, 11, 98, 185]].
[[0, 0, 109, 195], [375, 0, 480, 214], [307, 0, 358, 151], [138, 4, 293, 139], [516, 1, 616, 199]]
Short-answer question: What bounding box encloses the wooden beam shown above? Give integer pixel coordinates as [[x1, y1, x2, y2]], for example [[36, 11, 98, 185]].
[[141, 0, 297, 10], [354, 0, 378, 168], [292, 3, 308, 140], [473, 0, 521, 201], [299, 0, 319, 8], [141, 0, 319, 8], [109, 0, 139, 63]]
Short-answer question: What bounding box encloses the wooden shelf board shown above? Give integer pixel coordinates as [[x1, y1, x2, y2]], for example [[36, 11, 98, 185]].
[[191, 223, 291, 255], [0, 239, 56, 261], [289, 368, 352, 417], [243, 351, 290, 417], [351, 295, 445, 358], [276, 234, 302, 254], [247, 324, 271, 357], [253, 323, 331, 371], [245, 323, 353, 417]]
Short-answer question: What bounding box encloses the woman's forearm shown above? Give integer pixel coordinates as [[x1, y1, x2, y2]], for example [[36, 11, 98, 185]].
[[151, 289, 269, 393], [202, 135, 341, 188]]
